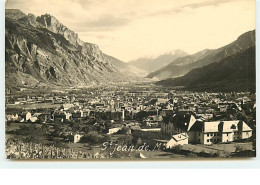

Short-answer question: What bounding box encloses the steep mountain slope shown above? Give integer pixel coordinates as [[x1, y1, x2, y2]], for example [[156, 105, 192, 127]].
[[156, 47, 256, 92], [148, 30, 255, 80], [5, 9, 131, 90], [104, 54, 147, 77], [5, 9, 26, 20], [129, 50, 187, 73]]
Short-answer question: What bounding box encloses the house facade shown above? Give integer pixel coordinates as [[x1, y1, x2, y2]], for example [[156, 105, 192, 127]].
[[161, 113, 253, 145]]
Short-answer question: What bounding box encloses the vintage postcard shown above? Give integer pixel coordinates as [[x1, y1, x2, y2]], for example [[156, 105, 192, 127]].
[[5, 0, 256, 160]]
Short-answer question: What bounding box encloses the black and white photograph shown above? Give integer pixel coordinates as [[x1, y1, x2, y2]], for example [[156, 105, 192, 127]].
[[4, 0, 256, 160]]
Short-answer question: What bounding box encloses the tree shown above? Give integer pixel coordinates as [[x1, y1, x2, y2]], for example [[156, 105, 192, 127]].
[[116, 135, 133, 145], [18, 125, 45, 143], [80, 132, 104, 148]]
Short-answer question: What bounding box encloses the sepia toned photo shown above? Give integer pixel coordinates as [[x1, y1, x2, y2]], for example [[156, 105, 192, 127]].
[[5, 0, 256, 160]]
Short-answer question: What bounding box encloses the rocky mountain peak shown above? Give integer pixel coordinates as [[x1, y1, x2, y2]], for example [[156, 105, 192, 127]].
[[5, 9, 26, 20], [5, 9, 138, 90], [36, 14, 82, 46]]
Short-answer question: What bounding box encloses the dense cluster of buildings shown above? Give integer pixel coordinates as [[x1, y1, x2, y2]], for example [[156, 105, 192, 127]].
[[6, 84, 255, 147]]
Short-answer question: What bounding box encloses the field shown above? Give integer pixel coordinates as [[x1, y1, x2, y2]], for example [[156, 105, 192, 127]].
[[5, 122, 255, 159]]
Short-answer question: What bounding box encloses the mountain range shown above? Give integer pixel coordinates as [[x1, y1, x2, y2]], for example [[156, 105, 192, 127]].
[[129, 50, 187, 73], [5, 9, 255, 93], [156, 46, 256, 92], [147, 30, 255, 80], [104, 54, 147, 77], [5, 9, 142, 91]]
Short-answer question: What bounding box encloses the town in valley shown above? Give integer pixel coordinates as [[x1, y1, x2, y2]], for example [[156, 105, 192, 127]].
[[5, 82, 256, 159]]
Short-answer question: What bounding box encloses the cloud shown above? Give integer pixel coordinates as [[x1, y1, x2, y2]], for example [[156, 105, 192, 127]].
[[182, 0, 236, 9], [145, 7, 181, 17], [74, 0, 101, 9], [71, 14, 131, 32], [143, 0, 247, 17], [84, 14, 130, 28]]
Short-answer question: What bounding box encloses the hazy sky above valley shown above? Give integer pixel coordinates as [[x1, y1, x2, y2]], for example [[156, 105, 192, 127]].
[[6, 0, 255, 62]]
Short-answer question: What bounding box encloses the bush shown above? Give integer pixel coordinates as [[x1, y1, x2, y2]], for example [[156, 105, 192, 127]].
[[167, 144, 184, 153], [80, 132, 110, 146], [172, 145, 183, 152]]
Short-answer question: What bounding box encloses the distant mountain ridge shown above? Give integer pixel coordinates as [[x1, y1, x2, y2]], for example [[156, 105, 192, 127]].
[[129, 50, 187, 73], [5, 9, 139, 91], [104, 54, 148, 77], [156, 46, 256, 92], [148, 30, 255, 80]]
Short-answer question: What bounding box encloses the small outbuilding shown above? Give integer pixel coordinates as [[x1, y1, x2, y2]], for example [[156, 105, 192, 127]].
[[166, 133, 189, 149]]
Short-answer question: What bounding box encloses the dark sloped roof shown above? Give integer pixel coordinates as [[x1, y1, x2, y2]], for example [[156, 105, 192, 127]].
[[189, 121, 204, 132]]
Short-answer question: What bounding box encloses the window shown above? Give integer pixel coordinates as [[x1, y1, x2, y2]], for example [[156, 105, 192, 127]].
[[207, 134, 209, 137], [227, 133, 229, 136], [207, 139, 209, 142], [198, 133, 200, 136]]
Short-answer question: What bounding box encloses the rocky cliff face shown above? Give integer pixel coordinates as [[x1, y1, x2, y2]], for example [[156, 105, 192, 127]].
[[5, 9, 26, 20], [36, 14, 84, 47], [5, 9, 128, 90]]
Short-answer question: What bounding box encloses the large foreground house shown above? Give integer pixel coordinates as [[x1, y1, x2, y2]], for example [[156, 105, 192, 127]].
[[161, 113, 253, 145]]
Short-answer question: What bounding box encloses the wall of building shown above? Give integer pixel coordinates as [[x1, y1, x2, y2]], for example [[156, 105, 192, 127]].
[[108, 127, 121, 134], [222, 132, 233, 142], [188, 131, 204, 144], [242, 131, 252, 139], [161, 122, 174, 135], [166, 138, 188, 149], [233, 131, 241, 140], [204, 132, 222, 144], [74, 134, 82, 143]]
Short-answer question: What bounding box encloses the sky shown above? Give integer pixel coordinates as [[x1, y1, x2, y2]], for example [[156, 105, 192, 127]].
[[6, 0, 255, 62]]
